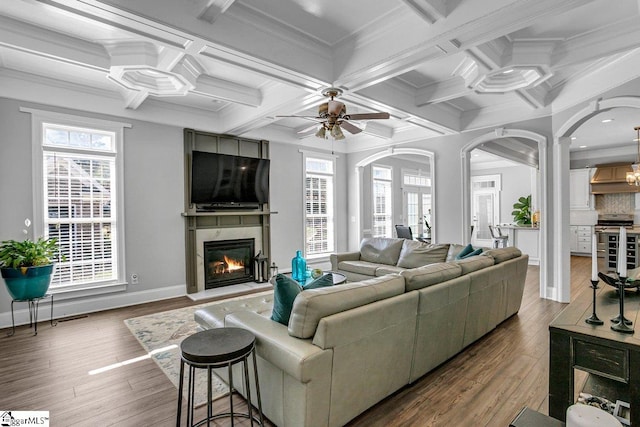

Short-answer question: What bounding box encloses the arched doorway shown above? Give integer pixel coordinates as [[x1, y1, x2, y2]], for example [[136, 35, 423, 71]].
[[461, 128, 548, 298], [553, 96, 640, 303], [353, 148, 435, 245]]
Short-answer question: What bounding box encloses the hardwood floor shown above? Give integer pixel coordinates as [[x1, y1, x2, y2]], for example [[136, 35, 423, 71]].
[[0, 257, 594, 426]]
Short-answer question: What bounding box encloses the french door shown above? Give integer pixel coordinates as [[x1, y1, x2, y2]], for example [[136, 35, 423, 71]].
[[471, 175, 501, 247]]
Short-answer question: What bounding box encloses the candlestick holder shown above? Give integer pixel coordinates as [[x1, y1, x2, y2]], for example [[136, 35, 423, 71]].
[[585, 279, 604, 325], [611, 275, 634, 334]]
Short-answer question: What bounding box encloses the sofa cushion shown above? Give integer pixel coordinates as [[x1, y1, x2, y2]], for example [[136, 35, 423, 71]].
[[270, 274, 302, 325], [400, 262, 463, 291], [454, 243, 474, 259], [396, 241, 449, 268], [482, 247, 522, 264], [270, 273, 337, 325], [359, 237, 405, 266], [288, 274, 406, 339], [455, 255, 495, 274], [446, 244, 466, 262], [304, 272, 334, 290], [458, 247, 483, 259], [337, 260, 380, 276], [375, 265, 406, 276]]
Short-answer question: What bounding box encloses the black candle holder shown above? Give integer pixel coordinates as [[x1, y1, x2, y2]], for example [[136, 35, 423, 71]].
[[611, 275, 634, 334], [585, 279, 604, 325]]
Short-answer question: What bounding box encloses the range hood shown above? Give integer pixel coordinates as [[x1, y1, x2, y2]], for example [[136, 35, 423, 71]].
[[590, 163, 638, 194]]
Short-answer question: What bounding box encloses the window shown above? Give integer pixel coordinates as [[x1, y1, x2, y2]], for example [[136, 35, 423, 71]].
[[24, 108, 129, 294], [304, 156, 335, 257], [372, 165, 393, 237], [471, 174, 501, 244], [402, 169, 432, 235]]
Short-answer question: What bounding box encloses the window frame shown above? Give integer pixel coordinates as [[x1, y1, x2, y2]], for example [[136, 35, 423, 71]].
[[302, 152, 336, 259], [23, 107, 130, 298], [371, 164, 393, 238]]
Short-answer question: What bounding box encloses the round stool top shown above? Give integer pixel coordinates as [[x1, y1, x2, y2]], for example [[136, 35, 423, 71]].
[[181, 327, 255, 364]]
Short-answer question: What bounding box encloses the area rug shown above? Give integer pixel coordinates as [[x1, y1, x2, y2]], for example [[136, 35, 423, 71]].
[[124, 290, 273, 406]]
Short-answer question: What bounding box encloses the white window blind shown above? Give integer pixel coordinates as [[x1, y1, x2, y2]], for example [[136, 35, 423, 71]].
[[42, 123, 119, 289], [304, 157, 335, 256]]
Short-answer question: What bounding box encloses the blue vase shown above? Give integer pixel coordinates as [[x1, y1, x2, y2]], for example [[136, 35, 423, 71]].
[[291, 250, 307, 283]]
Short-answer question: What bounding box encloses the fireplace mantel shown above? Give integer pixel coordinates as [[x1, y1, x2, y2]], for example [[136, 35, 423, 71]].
[[183, 129, 271, 294]]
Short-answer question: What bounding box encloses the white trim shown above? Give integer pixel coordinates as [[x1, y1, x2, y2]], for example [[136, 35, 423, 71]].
[[552, 96, 640, 304], [0, 285, 185, 329], [22, 107, 129, 296], [302, 152, 337, 257], [461, 129, 548, 299]]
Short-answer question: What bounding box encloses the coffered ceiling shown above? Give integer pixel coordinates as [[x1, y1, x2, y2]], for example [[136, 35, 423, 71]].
[[2, 0, 640, 153]]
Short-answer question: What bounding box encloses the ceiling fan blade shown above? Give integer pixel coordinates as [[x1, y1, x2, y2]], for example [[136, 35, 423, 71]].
[[340, 121, 362, 134], [347, 112, 390, 120], [327, 100, 345, 116], [297, 123, 320, 134], [274, 115, 321, 119]]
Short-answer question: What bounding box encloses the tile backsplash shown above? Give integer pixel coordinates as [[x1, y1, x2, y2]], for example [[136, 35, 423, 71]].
[[595, 193, 635, 214]]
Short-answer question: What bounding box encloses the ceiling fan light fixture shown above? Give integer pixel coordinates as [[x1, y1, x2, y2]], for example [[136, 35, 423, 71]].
[[315, 126, 327, 139], [331, 124, 345, 140]]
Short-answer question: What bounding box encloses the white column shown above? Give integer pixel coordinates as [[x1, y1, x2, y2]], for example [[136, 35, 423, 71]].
[[552, 137, 571, 303]]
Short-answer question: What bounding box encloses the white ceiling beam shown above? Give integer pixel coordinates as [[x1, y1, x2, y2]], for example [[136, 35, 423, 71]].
[[515, 84, 549, 109], [193, 75, 262, 107], [197, 0, 237, 23], [552, 16, 640, 68], [334, 0, 591, 92], [415, 77, 472, 106], [402, 0, 447, 24], [0, 15, 110, 70], [363, 121, 395, 139]]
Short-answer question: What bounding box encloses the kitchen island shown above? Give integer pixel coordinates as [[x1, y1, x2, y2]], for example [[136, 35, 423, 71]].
[[597, 226, 640, 272], [499, 224, 539, 265]]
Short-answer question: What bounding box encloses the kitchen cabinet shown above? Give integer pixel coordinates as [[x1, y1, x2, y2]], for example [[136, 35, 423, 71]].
[[569, 169, 592, 210], [569, 225, 591, 254]]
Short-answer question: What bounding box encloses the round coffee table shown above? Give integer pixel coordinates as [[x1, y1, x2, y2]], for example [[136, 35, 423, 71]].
[[302, 271, 346, 286]]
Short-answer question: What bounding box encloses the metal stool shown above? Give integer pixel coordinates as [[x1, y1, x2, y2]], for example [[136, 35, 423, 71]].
[[176, 327, 264, 427], [488, 225, 509, 248]]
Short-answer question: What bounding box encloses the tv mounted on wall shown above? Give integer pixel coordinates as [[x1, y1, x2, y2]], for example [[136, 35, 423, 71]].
[[191, 151, 270, 210]]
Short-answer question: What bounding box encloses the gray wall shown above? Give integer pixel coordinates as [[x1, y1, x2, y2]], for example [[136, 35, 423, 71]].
[[0, 98, 185, 320], [0, 98, 345, 323]]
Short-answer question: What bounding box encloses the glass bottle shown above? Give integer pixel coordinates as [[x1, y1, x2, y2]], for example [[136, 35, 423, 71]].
[[292, 250, 307, 283]]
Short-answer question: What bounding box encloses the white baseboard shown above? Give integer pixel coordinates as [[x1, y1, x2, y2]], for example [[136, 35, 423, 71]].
[[0, 284, 186, 329]]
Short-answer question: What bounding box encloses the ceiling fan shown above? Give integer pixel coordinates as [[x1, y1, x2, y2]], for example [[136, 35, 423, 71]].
[[277, 88, 390, 140]]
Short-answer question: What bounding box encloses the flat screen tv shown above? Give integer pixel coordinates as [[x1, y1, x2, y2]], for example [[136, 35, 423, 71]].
[[191, 151, 270, 208]]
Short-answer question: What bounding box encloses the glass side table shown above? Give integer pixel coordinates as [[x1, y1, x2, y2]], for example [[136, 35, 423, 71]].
[[8, 293, 56, 336]]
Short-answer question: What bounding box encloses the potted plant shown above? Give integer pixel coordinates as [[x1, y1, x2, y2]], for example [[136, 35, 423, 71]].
[[0, 237, 60, 300], [512, 195, 532, 226]]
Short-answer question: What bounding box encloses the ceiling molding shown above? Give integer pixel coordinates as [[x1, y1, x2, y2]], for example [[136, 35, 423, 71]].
[[197, 0, 237, 24], [415, 77, 471, 106], [402, 0, 447, 24], [0, 15, 110, 71], [193, 74, 262, 107]]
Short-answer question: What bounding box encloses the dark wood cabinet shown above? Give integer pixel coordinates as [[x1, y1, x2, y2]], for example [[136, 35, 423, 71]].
[[549, 286, 640, 425]]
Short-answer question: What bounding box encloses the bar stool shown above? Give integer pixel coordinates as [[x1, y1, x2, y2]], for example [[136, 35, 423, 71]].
[[488, 225, 509, 248], [176, 327, 264, 427]]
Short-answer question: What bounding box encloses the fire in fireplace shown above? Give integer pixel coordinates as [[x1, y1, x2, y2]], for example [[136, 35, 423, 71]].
[[204, 238, 255, 288]]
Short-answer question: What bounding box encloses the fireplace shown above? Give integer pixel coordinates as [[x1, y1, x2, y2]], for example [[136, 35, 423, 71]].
[[203, 238, 255, 288]]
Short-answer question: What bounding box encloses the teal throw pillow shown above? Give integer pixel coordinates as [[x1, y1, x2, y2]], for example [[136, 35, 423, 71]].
[[303, 273, 333, 290], [455, 243, 474, 260], [270, 274, 302, 325], [459, 247, 483, 259]]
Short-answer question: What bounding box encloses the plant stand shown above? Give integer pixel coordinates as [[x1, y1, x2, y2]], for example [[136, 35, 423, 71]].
[[8, 293, 56, 336]]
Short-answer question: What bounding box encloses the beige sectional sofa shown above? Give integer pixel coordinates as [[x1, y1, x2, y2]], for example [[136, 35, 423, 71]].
[[194, 239, 528, 427]]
